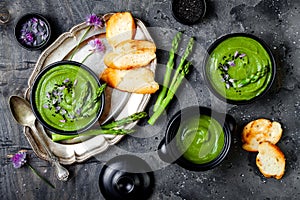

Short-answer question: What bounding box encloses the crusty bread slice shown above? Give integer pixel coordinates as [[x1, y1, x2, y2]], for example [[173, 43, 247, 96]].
[[114, 40, 156, 53], [104, 50, 156, 70], [256, 141, 285, 179], [100, 67, 159, 94], [242, 119, 282, 152], [106, 12, 136, 47]]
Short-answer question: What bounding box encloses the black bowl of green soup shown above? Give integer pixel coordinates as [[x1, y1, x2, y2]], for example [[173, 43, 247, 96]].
[[204, 33, 276, 104], [30, 61, 105, 135], [158, 106, 235, 171]]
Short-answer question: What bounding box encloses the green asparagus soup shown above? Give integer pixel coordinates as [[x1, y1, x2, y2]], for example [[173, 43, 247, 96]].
[[206, 36, 273, 101], [34, 64, 101, 132], [176, 115, 225, 164]]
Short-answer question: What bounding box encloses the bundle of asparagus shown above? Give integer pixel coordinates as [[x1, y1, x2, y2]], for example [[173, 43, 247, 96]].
[[148, 32, 195, 125]]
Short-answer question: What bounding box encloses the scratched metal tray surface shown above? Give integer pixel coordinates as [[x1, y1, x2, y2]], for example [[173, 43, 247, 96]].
[[23, 13, 156, 165]]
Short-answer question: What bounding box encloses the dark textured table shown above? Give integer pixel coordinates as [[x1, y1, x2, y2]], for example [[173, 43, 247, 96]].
[[1, 0, 299, 199]]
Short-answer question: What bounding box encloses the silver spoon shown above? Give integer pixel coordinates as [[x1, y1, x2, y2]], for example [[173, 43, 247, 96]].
[[9, 95, 69, 181]]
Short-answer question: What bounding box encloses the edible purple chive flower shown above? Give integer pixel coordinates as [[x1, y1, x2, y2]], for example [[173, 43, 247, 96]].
[[31, 17, 38, 23], [239, 53, 246, 58], [76, 108, 82, 115], [46, 92, 51, 99], [11, 151, 27, 168], [58, 86, 65, 91], [59, 119, 66, 123], [26, 32, 34, 42], [222, 65, 228, 71], [57, 96, 62, 103], [40, 33, 47, 41], [9, 150, 55, 188], [81, 38, 106, 63], [52, 90, 58, 96], [60, 109, 67, 115], [55, 106, 61, 111], [224, 74, 229, 80], [225, 83, 230, 89], [227, 60, 235, 67], [43, 104, 49, 109], [88, 38, 105, 53], [229, 78, 235, 83], [86, 14, 103, 29], [234, 51, 239, 58], [39, 20, 45, 27], [73, 79, 78, 86], [68, 114, 75, 119], [63, 78, 70, 83]]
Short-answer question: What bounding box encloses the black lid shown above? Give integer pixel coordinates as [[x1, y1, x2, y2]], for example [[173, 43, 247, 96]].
[[99, 155, 155, 200]]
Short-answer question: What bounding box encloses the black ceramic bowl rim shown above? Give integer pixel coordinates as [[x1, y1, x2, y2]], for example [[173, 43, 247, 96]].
[[203, 33, 277, 105], [171, 0, 206, 25], [14, 13, 51, 51], [30, 60, 105, 135], [163, 106, 233, 171]]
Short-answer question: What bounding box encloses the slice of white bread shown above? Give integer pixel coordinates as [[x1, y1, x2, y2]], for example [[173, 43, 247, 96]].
[[242, 119, 282, 152], [100, 67, 159, 94], [256, 141, 285, 179], [104, 50, 156, 70], [106, 12, 136, 47], [114, 39, 156, 53]]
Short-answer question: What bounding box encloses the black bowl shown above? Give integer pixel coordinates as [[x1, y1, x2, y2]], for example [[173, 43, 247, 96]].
[[30, 60, 105, 135], [99, 155, 154, 200], [158, 106, 235, 171], [203, 33, 276, 105], [171, 0, 206, 25], [15, 13, 51, 51]]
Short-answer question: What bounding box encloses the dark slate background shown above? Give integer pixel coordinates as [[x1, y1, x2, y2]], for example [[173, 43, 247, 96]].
[[1, 0, 299, 199]]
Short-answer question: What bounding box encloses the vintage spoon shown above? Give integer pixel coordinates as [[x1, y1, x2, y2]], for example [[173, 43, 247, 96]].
[[9, 95, 69, 181]]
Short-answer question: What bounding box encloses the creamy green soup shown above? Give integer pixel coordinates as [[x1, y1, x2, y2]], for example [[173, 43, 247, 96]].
[[34, 64, 101, 132], [206, 36, 273, 101], [176, 115, 225, 164]]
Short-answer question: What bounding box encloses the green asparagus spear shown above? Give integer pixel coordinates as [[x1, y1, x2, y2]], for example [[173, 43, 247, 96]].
[[101, 111, 147, 129], [148, 61, 191, 125], [234, 66, 269, 88], [93, 83, 107, 103], [52, 128, 135, 142], [153, 32, 182, 112], [74, 82, 90, 115], [52, 111, 147, 142], [168, 37, 194, 91]]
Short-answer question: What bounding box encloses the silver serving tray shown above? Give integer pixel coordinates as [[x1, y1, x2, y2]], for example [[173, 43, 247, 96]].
[[23, 13, 156, 165]]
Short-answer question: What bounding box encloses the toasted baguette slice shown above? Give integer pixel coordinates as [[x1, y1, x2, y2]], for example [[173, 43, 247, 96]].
[[106, 12, 136, 47], [256, 141, 285, 179], [242, 119, 282, 152], [100, 67, 159, 94], [104, 50, 156, 70], [114, 40, 156, 53]]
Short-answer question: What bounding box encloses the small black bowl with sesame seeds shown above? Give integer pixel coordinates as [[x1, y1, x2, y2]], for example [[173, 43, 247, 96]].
[[171, 0, 206, 25], [203, 33, 276, 105], [30, 60, 105, 135], [14, 13, 51, 51]]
